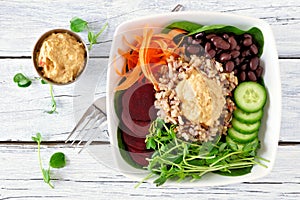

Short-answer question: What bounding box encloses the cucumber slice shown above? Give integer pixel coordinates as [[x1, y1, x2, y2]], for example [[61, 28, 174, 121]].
[[231, 118, 261, 134], [228, 127, 258, 143], [233, 108, 263, 124], [234, 82, 267, 112], [226, 136, 259, 152]]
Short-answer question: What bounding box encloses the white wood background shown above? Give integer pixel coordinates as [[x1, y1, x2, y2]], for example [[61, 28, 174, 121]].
[[0, 0, 299, 199]]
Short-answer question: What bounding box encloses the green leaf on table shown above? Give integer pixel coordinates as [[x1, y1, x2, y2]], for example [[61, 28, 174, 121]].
[[13, 73, 32, 87], [88, 31, 97, 44], [70, 17, 88, 32], [41, 79, 48, 84], [46, 84, 57, 114], [32, 132, 42, 143], [42, 168, 51, 183], [49, 152, 66, 169]]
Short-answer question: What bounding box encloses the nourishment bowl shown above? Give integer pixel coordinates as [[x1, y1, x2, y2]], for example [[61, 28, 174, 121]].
[[106, 11, 281, 186], [33, 29, 88, 85]]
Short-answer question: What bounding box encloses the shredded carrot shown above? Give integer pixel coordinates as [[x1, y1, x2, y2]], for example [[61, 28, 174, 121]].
[[114, 62, 142, 91], [114, 26, 186, 91], [167, 28, 187, 38]]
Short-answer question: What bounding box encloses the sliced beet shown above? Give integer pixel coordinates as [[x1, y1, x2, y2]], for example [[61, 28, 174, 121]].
[[121, 130, 147, 151], [126, 145, 153, 166], [121, 110, 151, 138], [122, 82, 156, 121]]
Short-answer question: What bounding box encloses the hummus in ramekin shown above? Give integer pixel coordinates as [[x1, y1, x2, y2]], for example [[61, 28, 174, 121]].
[[33, 29, 88, 85]]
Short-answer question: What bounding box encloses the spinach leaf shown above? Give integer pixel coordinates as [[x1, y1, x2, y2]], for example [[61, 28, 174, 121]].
[[214, 166, 253, 176], [162, 21, 203, 33]]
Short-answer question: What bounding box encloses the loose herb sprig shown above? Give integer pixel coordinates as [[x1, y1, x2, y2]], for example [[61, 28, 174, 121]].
[[143, 118, 268, 186], [46, 84, 57, 114], [70, 17, 108, 50], [13, 73, 32, 87], [32, 133, 66, 188], [13, 73, 57, 114]]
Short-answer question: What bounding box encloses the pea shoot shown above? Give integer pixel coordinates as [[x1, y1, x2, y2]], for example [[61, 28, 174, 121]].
[[13, 73, 57, 114], [13, 73, 32, 87], [141, 118, 268, 187], [46, 84, 57, 114], [70, 17, 108, 50], [32, 133, 66, 188]]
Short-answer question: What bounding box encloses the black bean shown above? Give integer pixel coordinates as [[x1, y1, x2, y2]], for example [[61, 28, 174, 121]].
[[187, 45, 201, 54], [243, 33, 252, 39], [187, 36, 193, 44], [225, 61, 235, 72], [205, 42, 211, 52], [242, 50, 251, 57], [223, 33, 229, 39], [243, 38, 253, 47], [247, 71, 257, 81], [241, 64, 247, 71], [211, 36, 230, 50], [234, 57, 241, 65], [234, 69, 238, 75], [208, 49, 216, 58], [231, 50, 240, 58], [250, 57, 259, 70], [206, 33, 216, 39], [239, 71, 246, 82], [250, 44, 258, 55], [255, 66, 264, 77], [194, 32, 205, 39], [220, 53, 231, 62], [240, 57, 245, 63], [216, 49, 223, 55], [228, 36, 237, 50], [192, 39, 201, 45]]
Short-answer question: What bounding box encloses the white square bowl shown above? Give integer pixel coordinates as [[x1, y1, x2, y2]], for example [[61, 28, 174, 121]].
[[106, 11, 281, 186]]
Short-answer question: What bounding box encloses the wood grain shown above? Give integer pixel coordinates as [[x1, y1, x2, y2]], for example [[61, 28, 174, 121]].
[[0, 58, 299, 142], [0, 0, 299, 199], [0, 144, 299, 199], [0, 0, 299, 57]]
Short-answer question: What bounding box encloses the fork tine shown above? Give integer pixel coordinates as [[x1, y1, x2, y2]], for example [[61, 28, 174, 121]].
[[75, 112, 102, 147], [70, 109, 99, 146], [78, 112, 106, 153], [65, 105, 96, 143]]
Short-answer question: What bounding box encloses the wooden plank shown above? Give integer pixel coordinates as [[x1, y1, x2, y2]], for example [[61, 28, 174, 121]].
[[0, 144, 299, 199], [0, 0, 299, 57], [0, 58, 299, 142]]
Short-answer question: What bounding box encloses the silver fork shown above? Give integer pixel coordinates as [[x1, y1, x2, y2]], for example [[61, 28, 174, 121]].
[[65, 96, 109, 153]]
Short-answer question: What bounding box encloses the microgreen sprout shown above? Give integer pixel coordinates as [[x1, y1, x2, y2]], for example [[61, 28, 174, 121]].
[[13, 73, 57, 114], [32, 133, 66, 189], [13, 73, 32, 87], [46, 84, 57, 114], [70, 17, 108, 50], [141, 118, 269, 187]]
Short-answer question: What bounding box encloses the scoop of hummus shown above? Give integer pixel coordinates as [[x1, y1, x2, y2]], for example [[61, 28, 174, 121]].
[[175, 69, 225, 127], [37, 32, 86, 84]]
